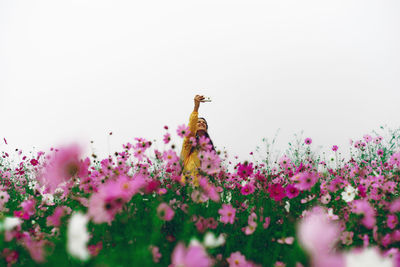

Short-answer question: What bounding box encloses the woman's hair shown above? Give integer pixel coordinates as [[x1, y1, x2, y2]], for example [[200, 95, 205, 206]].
[[189, 117, 216, 156]]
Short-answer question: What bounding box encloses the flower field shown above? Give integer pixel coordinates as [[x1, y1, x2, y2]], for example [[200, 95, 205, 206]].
[[1, 126, 400, 267]]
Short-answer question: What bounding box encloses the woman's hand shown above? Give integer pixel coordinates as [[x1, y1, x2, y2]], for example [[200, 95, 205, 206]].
[[194, 95, 205, 111]]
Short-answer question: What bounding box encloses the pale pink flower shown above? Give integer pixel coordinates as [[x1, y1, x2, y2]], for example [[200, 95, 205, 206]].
[[157, 203, 175, 221], [298, 207, 344, 267], [169, 242, 212, 267], [218, 204, 236, 224], [38, 144, 86, 193], [176, 124, 191, 138], [227, 251, 249, 267], [340, 231, 354, 246], [199, 150, 221, 175]]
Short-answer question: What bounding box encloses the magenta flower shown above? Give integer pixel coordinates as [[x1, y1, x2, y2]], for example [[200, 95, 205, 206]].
[[157, 203, 175, 221], [236, 162, 254, 179], [268, 183, 286, 201], [21, 199, 36, 219], [30, 159, 39, 166], [218, 204, 236, 224], [331, 145, 338, 152], [176, 124, 191, 138], [285, 184, 299, 199], [241, 183, 255, 195], [169, 243, 212, 267], [377, 149, 384, 157], [304, 138, 312, 145]]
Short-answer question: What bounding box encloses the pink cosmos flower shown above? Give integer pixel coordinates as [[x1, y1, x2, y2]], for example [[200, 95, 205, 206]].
[[0, 190, 10, 209], [351, 200, 376, 229], [298, 207, 344, 267], [21, 199, 36, 219], [47, 206, 67, 227], [243, 213, 257, 235], [198, 135, 212, 151], [163, 133, 171, 144], [88, 242, 103, 257], [389, 152, 400, 167], [176, 124, 191, 138], [331, 145, 338, 152], [377, 149, 384, 157], [387, 214, 398, 230], [2, 249, 18, 265], [22, 233, 45, 263], [363, 134, 372, 143], [374, 136, 383, 144], [169, 242, 212, 267], [236, 162, 254, 179], [279, 155, 291, 169], [157, 203, 175, 221], [149, 245, 162, 263], [163, 150, 180, 165], [292, 172, 318, 191], [285, 184, 299, 199], [38, 144, 87, 193], [199, 177, 220, 202], [390, 199, 400, 213], [268, 183, 286, 201], [263, 217, 271, 229], [199, 150, 221, 175], [304, 138, 312, 145], [226, 251, 249, 267], [30, 159, 39, 166], [340, 231, 354, 245], [218, 204, 236, 224], [241, 183, 255, 196]]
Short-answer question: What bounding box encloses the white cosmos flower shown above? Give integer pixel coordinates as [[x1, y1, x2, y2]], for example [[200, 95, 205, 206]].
[[341, 185, 357, 202], [203, 232, 226, 248], [189, 237, 202, 247], [2, 217, 22, 231], [284, 201, 290, 213], [67, 212, 90, 261]]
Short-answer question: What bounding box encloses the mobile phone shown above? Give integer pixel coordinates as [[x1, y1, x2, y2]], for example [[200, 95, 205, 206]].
[[203, 97, 212, 102]]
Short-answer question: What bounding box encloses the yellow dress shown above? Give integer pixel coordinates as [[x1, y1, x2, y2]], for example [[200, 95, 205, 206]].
[[180, 111, 201, 186]]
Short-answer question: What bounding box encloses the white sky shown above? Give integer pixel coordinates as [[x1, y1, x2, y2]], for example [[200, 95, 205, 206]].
[[1, 0, 400, 166]]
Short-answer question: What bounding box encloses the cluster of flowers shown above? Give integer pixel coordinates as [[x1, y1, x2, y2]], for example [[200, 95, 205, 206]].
[[0, 127, 399, 266]]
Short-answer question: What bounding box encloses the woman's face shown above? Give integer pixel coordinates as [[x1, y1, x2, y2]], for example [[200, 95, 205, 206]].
[[196, 118, 207, 133]]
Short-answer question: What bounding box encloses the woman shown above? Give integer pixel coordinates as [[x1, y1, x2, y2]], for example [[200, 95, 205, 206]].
[[180, 95, 216, 186]]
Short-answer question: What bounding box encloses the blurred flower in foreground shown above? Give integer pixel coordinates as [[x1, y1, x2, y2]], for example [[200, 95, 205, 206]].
[[38, 144, 87, 193], [345, 247, 393, 267], [297, 206, 344, 267], [67, 212, 90, 261], [169, 242, 212, 267]]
